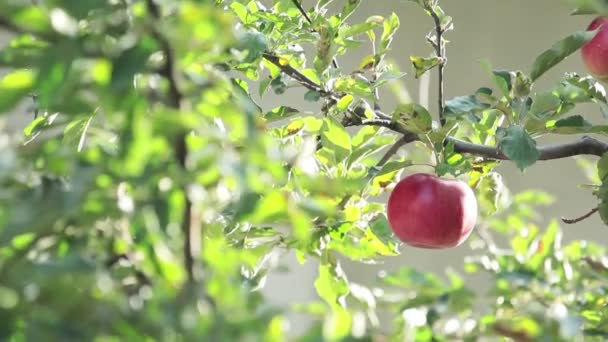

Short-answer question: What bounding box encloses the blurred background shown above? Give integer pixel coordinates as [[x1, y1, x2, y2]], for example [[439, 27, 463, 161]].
[[1, 0, 606, 336]]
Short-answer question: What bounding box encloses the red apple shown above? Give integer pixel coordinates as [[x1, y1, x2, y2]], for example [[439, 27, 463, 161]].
[[387, 173, 478, 249], [582, 17, 608, 81]]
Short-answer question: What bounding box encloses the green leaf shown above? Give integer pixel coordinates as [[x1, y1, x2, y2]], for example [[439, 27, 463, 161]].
[[315, 263, 349, 308], [530, 29, 598, 81], [238, 31, 268, 63], [321, 117, 352, 162], [271, 77, 287, 95], [304, 90, 322, 102], [497, 125, 540, 171], [528, 220, 560, 270], [565, 0, 608, 15], [23, 116, 47, 137], [529, 91, 562, 118], [334, 76, 372, 98], [393, 103, 433, 133], [351, 125, 379, 148], [444, 95, 490, 117], [259, 78, 272, 97], [475, 172, 507, 216], [52, 0, 108, 19], [264, 106, 300, 122], [393, 103, 433, 134], [375, 160, 414, 178], [380, 13, 400, 53], [479, 59, 512, 97], [380, 267, 445, 292], [410, 55, 441, 78], [597, 153, 608, 181], [63, 115, 93, 152], [545, 115, 608, 135], [341, 21, 381, 38], [111, 37, 158, 91], [369, 214, 396, 244], [0, 69, 35, 113], [314, 19, 337, 73], [340, 0, 362, 22], [336, 95, 354, 111], [599, 198, 608, 225], [247, 191, 288, 223]]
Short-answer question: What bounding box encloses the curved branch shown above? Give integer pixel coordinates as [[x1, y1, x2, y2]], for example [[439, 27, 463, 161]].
[[264, 49, 608, 162], [452, 135, 608, 160], [352, 119, 608, 160], [561, 207, 599, 224]]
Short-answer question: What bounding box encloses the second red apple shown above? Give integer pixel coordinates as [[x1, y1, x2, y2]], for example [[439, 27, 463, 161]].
[[582, 17, 608, 81]]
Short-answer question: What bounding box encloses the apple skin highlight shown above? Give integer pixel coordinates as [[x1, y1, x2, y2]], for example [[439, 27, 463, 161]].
[[387, 173, 478, 249], [582, 17, 608, 81]]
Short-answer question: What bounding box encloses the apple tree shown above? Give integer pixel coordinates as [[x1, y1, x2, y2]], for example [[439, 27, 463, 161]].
[[1, 0, 608, 340]]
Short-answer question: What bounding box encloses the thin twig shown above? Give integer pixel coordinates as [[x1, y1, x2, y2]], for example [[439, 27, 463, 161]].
[[582, 256, 608, 273], [377, 135, 415, 166], [263, 53, 330, 95], [561, 206, 599, 224], [360, 118, 411, 135], [145, 0, 195, 283], [428, 6, 446, 126]]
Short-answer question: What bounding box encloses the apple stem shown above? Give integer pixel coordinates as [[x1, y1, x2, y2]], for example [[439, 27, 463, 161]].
[[561, 206, 599, 224]]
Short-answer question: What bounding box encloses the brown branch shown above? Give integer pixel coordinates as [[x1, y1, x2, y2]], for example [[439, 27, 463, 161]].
[[562, 206, 599, 224], [266, 49, 608, 163], [583, 256, 608, 273], [145, 0, 195, 283], [377, 134, 417, 166], [360, 118, 411, 135], [451, 135, 608, 160], [350, 119, 608, 160], [263, 53, 330, 95], [493, 324, 534, 342]]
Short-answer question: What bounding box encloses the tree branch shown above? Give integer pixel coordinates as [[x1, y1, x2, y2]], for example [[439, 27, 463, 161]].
[[263, 53, 330, 95], [145, 0, 195, 283], [562, 206, 599, 224], [428, 6, 446, 126], [265, 49, 608, 163], [451, 135, 608, 160]]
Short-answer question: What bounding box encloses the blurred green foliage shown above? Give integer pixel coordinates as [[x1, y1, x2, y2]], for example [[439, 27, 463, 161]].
[[0, 0, 607, 340]]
